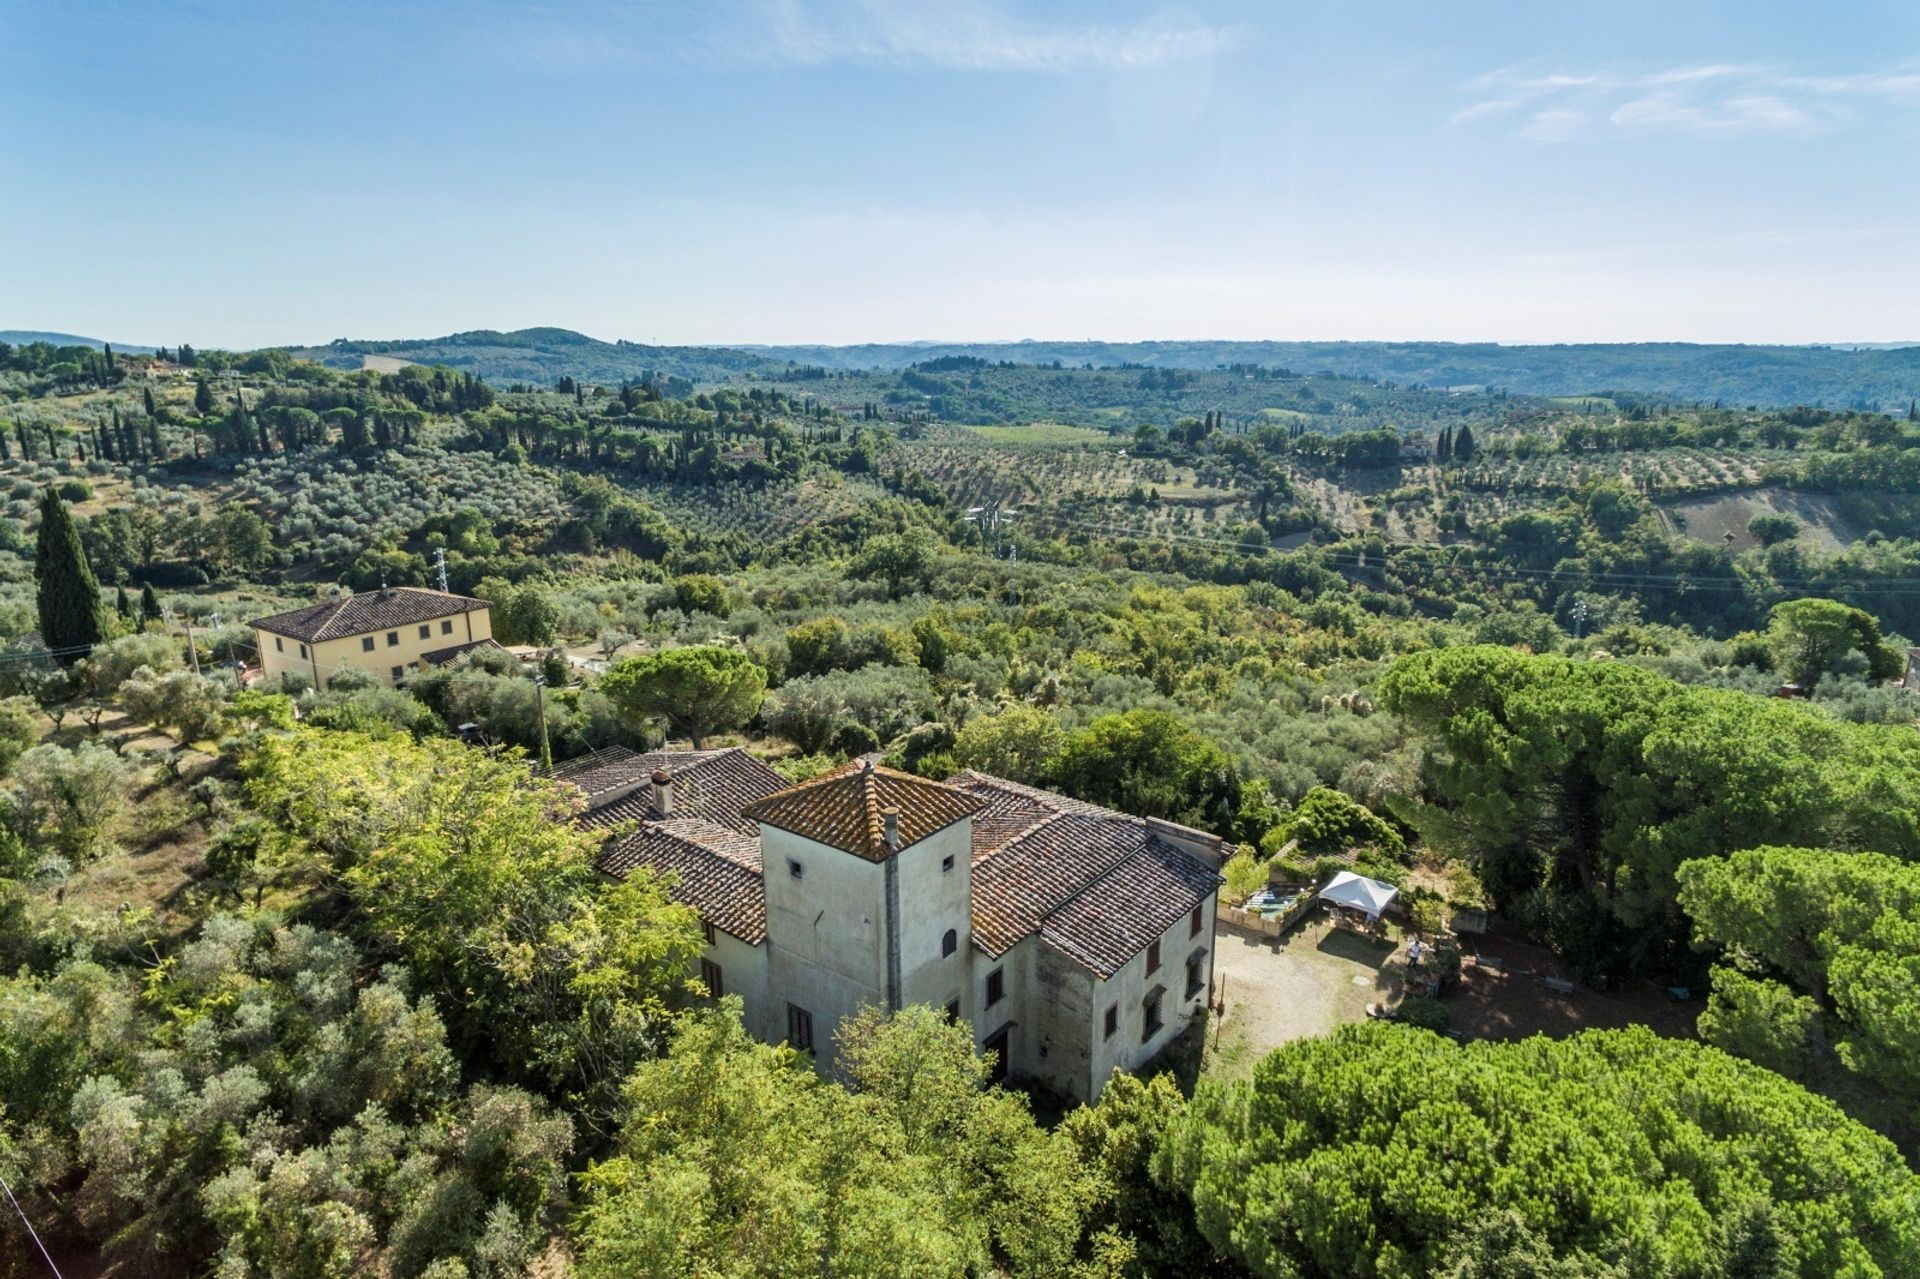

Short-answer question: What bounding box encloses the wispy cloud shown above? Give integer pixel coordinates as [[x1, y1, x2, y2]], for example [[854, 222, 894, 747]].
[[1456, 60, 1920, 141], [756, 1, 1237, 72]]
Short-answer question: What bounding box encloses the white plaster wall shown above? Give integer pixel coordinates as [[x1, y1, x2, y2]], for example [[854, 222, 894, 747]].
[[700, 928, 772, 1040], [759, 825, 888, 1074], [894, 821, 974, 1018], [1085, 887, 1219, 1099], [974, 935, 1031, 1074], [1027, 943, 1097, 1101]]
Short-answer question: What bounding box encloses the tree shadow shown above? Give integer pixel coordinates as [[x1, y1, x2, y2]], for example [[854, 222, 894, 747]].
[[1315, 926, 1395, 970]]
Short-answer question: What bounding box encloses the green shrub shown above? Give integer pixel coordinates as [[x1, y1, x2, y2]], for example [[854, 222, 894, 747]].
[[1396, 995, 1449, 1032]]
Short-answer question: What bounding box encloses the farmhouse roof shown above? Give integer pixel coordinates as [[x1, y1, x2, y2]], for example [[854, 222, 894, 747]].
[[599, 818, 767, 943], [557, 745, 788, 835], [249, 587, 489, 643], [949, 772, 1224, 974], [565, 752, 1224, 980], [740, 758, 984, 861]]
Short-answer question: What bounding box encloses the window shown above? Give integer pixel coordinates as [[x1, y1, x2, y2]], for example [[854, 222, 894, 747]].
[[700, 958, 724, 998], [788, 859, 804, 880], [945, 1000, 961, 1024], [441, 619, 454, 635], [1186, 950, 1207, 999], [1147, 940, 1161, 974], [787, 1004, 814, 1051], [1103, 1005, 1118, 1040], [941, 928, 958, 958], [985, 967, 1004, 1008], [702, 920, 717, 946], [386, 630, 399, 647], [1190, 905, 1204, 937], [941, 854, 955, 873], [361, 636, 376, 652], [418, 624, 431, 639], [274, 636, 283, 652], [1142, 990, 1164, 1042], [389, 665, 404, 682], [298, 643, 306, 658]]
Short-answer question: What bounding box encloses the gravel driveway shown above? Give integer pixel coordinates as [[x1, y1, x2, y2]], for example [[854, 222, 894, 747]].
[[1206, 913, 1407, 1080]]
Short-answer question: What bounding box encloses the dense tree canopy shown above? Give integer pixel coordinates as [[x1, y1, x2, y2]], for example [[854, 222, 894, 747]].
[[1678, 846, 1920, 1096], [573, 1004, 1116, 1279], [1052, 708, 1242, 835], [1379, 646, 1920, 972], [601, 645, 766, 748], [1164, 1023, 1920, 1279]]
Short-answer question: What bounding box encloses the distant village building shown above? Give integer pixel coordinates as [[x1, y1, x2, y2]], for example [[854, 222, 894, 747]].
[[555, 751, 1225, 1102], [249, 587, 496, 689]]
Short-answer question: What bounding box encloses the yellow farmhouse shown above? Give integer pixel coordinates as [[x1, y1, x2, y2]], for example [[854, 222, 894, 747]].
[[249, 587, 496, 689]]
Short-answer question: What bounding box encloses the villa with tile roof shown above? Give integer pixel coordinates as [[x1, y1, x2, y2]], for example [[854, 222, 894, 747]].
[[250, 586, 495, 690], [556, 747, 1225, 1101]]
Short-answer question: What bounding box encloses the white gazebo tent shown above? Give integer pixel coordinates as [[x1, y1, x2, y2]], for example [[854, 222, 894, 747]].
[[1317, 870, 1399, 922]]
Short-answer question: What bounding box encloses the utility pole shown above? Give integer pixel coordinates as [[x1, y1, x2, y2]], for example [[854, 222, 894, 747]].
[[182, 611, 201, 675], [532, 673, 552, 772], [434, 546, 449, 592]]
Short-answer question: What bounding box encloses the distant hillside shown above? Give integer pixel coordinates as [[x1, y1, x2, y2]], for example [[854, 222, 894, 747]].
[[289, 330, 1920, 410], [0, 330, 155, 354], [745, 339, 1920, 411], [291, 327, 778, 385]]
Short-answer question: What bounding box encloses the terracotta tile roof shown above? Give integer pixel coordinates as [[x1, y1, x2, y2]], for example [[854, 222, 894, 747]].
[[250, 587, 489, 643], [597, 818, 767, 943], [949, 772, 1224, 973], [1039, 842, 1221, 978], [740, 759, 984, 861], [560, 746, 789, 835], [419, 637, 506, 667]]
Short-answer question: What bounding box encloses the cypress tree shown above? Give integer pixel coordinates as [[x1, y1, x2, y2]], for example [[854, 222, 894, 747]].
[[35, 490, 103, 659], [143, 384, 157, 418], [140, 582, 161, 625], [116, 585, 132, 619], [1454, 423, 1477, 463], [194, 375, 214, 415]]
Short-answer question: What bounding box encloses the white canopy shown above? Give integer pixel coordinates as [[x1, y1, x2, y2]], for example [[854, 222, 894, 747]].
[[1317, 870, 1399, 919]]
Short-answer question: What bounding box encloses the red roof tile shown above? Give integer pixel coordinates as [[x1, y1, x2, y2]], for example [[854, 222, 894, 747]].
[[560, 746, 788, 835], [597, 818, 767, 943], [949, 772, 1224, 972], [740, 759, 984, 861]]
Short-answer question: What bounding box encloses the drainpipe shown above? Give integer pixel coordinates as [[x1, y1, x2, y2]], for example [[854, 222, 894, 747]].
[[882, 807, 902, 1012]]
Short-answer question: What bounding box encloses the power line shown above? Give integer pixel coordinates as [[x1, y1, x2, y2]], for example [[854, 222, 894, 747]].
[[0, 1168, 64, 1279]]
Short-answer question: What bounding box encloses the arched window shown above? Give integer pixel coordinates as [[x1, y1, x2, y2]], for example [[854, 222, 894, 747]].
[[941, 928, 958, 958]]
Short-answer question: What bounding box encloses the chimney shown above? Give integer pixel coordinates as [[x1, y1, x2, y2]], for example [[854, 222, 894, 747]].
[[882, 806, 900, 851], [652, 768, 674, 817]]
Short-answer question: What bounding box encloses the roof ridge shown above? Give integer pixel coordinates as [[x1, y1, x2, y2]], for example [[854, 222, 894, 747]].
[[1031, 820, 1160, 926], [861, 762, 883, 857], [973, 806, 1066, 867]]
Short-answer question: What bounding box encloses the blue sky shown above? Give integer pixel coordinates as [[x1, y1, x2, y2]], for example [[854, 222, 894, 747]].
[[3, 1, 1917, 348]]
